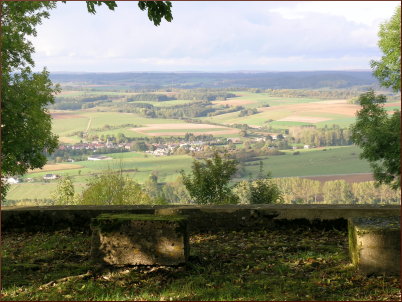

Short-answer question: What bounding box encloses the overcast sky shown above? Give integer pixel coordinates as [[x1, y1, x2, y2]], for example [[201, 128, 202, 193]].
[[30, 1, 400, 72]]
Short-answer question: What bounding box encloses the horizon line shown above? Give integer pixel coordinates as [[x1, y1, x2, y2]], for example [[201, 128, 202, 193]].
[[48, 69, 372, 74]]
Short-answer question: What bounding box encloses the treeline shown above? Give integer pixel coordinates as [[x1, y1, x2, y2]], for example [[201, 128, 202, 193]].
[[127, 94, 174, 102], [347, 93, 401, 104], [116, 101, 233, 119], [208, 105, 244, 116], [67, 124, 141, 138], [173, 89, 236, 101], [6, 177, 399, 207], [271, 178, 400, 204], [288, 125, 352, 146], [52, 95, 113, 110], [50, 71, 377, 90], [249, 88, 363, 99], [239, 108, 259, 117]]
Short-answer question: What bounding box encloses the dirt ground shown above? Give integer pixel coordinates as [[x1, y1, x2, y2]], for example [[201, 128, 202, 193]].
[[51, 113, 85, 119], [212, 99, 257, 106], [259, 100, 360, 117], [277, 116, 331, 123], [383, 102, 401, 107], [28, 163, 83, 173], [131, 123, 240, 136], [302, 173, 374, 184]]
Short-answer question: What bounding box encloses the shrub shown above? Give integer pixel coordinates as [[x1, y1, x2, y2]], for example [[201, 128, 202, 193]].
[[181, 152, 238, 204], [78, 169, 151, 205], [51, 176, 76, 205], [233, 178, 284, 204]]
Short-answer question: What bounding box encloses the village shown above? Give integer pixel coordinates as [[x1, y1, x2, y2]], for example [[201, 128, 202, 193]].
[[4, 133, 309, 185]]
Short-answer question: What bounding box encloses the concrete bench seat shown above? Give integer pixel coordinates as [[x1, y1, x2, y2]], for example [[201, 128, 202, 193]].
[[348, 216, 400, 275], [90, 213, 189, 266]]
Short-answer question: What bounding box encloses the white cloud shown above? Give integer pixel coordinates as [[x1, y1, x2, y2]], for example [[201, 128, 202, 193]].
[[29, 1, 399, 72], [269, 1, 399, 26]]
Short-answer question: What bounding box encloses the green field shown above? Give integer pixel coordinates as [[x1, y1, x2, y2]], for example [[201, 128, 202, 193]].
[[52, 111, 187, 142], [12, 88, 396, 202], [6, 146, 371, 201], [52, 91, 400, 141], [240, 145, 370, 179], [224, 92, 325, 108], [202, 109, 294, 126]]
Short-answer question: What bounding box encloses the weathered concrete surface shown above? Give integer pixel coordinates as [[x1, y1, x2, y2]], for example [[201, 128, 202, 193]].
[[91, 214, 189, 266], [155, 204, 400, 232], [1, 205, 156, 232], [348, 216, 400, 275], [2, 204, 400, 233]]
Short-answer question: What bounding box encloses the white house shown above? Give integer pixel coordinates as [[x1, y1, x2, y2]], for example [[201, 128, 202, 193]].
[[43, 174, 59, 180], [6, 177, 20, 184], [87, 155, 111, 161]]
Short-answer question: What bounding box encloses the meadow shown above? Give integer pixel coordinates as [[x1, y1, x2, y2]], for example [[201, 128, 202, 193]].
[[204, 97, 366, 128], [7, 88, 399, 202], [239, 145, 371, 179], [6, 146, 371, 201], [52, 90, 400, 142], [52, 111, 187, 143]]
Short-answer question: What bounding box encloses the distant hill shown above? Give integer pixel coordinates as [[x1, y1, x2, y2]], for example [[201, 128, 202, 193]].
[[50, 71, 379, 90]]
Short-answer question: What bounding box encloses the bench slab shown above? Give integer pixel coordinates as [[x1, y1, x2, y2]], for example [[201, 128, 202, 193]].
[[91, 214, 189, 266], [348, 216, 400, 275]]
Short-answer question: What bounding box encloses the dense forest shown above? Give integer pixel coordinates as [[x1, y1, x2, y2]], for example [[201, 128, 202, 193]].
[[50, 71, 380, 90]]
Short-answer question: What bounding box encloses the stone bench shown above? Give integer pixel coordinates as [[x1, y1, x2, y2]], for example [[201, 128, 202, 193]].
[[90, 213, 189, 266], [348, 216, 400, 275]]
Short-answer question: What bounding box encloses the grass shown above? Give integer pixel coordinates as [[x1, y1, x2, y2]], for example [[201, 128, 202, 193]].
[[6, 154, 194, 200], [316, 117, 357, 128], [2, 227, 400, 301], [52, 110, 187, 142], [226, 92, 324, 108], [52, 115, 90, 136], [7, 146, 371, 201], [269, 120, 314, 128], [29, 163, 84, 173], [6, 183, 59, 200], [6, 182, 87, 200], [84, 112, 184, 128], [241, 146, 371, 179]]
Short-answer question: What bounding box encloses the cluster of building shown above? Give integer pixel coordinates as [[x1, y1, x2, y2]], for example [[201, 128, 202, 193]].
[[58, 140, 131, 151], [146, 141, 205, 156], [4, 173, 60, 184]]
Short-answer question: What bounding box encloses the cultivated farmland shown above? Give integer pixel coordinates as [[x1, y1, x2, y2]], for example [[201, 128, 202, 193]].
[[6, 82, 399, 203], [131, 123, 239, 136], [203, 97, 363, 128], [6, 146, 374, 202]]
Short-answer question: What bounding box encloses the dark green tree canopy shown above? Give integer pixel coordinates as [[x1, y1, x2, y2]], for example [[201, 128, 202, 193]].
[[181, 152, 238, 205], [370, 5, 401, 92], [62, 1, 173, 26], [351, 7, 401, 190], [350, 90, 400, 189]]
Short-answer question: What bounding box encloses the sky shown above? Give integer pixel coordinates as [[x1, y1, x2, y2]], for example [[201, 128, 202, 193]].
[[30, 1, 400, 72]]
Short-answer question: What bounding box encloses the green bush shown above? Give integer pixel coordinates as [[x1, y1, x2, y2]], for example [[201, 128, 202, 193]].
[[181, 152, 238, 204], [78, 169, 151, 205], [233, 178, 284, 204]]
